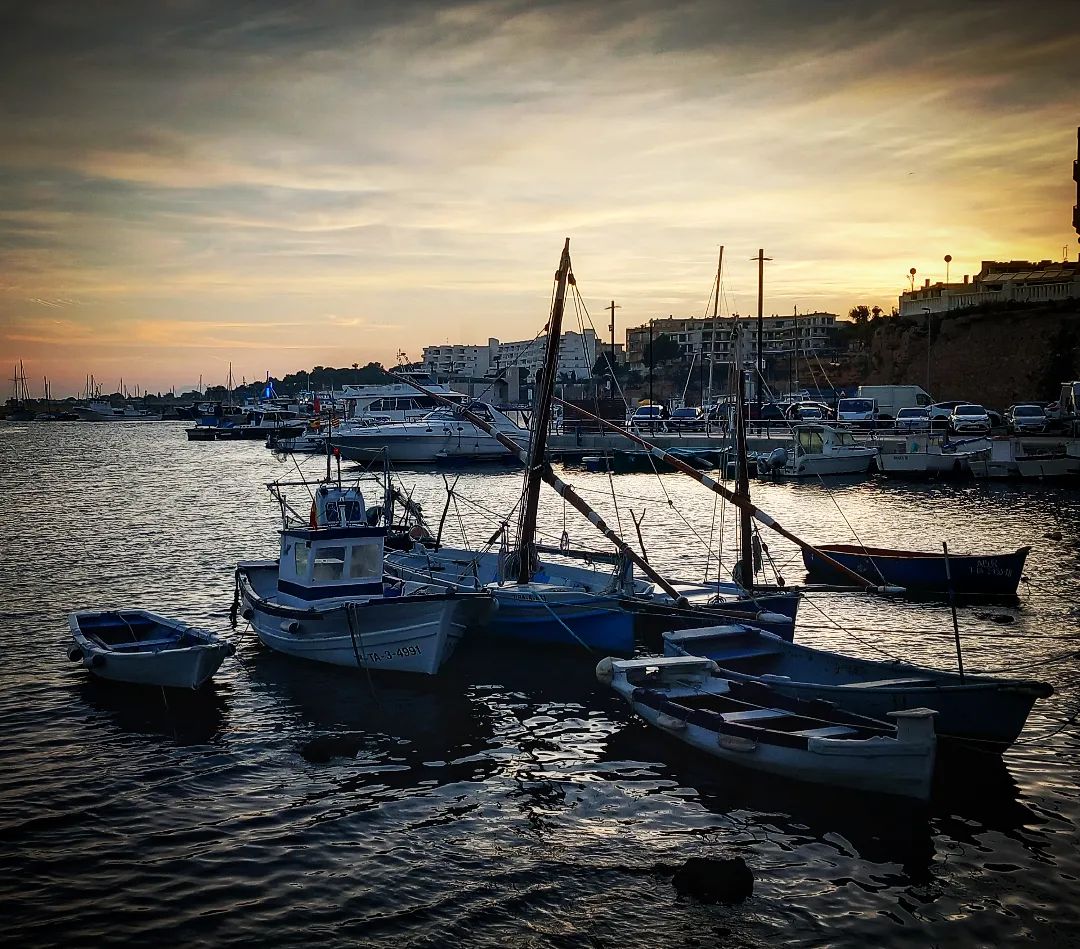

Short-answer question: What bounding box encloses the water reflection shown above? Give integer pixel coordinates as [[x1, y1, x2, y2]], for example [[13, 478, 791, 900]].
[[72, 679, 229, 745]]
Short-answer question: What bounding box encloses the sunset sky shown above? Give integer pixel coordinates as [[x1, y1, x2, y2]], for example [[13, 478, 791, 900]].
[[1, 0, 1078, 396]]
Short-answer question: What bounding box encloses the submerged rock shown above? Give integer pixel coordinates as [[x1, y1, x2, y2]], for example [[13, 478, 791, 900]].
[[671, 856, 754, 905]]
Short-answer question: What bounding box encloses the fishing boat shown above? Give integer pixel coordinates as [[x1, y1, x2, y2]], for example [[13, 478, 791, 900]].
[[876, 435, 987, 478], [663, 625, 1053, 749], [213, 407, 306, 442], [755, 424, 877, 478], [598, 655, 937, 800], [969, 436, 1078, 479], [235, 479, 493, 674], [802, 543, 1031, 594], [68, 610, 235, 688]]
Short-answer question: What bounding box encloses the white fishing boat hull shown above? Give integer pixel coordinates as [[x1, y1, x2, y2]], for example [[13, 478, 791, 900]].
[[236, 562, 491, 674], [877, 449, 982, 476], [68, 610, 233, 689]]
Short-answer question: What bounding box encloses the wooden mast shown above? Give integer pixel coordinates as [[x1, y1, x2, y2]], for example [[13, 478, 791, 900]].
[[517, 238, 572, 584], [734, 365, 753, 590]]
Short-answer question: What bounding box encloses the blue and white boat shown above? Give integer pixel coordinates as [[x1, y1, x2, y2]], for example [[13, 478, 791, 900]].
[[236, 482, 494, 674], [663, 624, 1053, 749], [598, 655, 937, 800], [68, 609, 234, 689]]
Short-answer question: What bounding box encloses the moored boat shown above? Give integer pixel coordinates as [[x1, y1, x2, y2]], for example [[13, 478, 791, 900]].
[[68, 609, 234, 688], [598, 655, 937, 800], [235, 481, 493, 674], [802, 543, 1031, 594], [755, 424, 877, 478], [663, 624, 1053, 749]]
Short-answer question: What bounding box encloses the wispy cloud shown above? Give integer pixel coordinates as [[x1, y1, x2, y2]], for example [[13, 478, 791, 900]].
[[1, 0, 1077, 393]]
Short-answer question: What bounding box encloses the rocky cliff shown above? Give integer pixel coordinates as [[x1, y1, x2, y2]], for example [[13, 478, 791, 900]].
[[865, 301, 1080, 407]]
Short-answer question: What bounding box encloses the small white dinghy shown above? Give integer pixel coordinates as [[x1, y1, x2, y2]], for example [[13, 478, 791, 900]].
[[68, 609, 235, 689], [598, 655, 937, 801]]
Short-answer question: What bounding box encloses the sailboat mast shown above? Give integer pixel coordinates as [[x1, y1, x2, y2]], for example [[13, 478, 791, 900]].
[[735, 366, 753, 589], [706, 246, 722, 410], [517, 238, 572, 584]]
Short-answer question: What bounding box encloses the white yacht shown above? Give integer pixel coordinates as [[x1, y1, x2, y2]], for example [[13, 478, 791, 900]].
[[331, 401, 528, 464], [340, 373, 470, 423], [72, 400, 160, 421]]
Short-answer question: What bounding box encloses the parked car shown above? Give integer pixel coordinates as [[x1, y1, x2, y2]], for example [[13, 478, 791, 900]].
[[836, 397, 881, 428], [628, 404, 669, 431], [928, 400, 965, 431], [949, 404, 991, 434], [894, 406, 931, 433], [787, 401, 835, 421], [1006, 404, 1049, 434], [667, 406, 704, 431]]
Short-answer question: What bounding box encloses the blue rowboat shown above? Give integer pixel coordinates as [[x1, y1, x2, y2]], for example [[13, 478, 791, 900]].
[[802, 544, 1031, 594], [663, 624, 1053, 750]]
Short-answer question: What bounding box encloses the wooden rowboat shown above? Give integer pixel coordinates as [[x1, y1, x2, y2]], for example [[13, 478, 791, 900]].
[[68, 610, 235, 689], [598, 655, 937, 801]]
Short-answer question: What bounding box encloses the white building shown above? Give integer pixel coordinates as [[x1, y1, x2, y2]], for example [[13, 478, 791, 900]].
[[625, 314, 837, 365], [423, 330, 597, 382], [421, 338, 499, 377], [898, 259, 1080, 316]]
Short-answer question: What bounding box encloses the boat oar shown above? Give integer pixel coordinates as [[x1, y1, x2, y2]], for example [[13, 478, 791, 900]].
[[553, 397, 901, 595], [942, 540, 965, 679]]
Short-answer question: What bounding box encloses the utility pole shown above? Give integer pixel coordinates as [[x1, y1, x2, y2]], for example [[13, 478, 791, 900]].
[[751, 248, 772, 411]]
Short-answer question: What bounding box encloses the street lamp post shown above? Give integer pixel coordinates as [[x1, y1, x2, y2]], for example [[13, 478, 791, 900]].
[[923, 306, 932, 395]]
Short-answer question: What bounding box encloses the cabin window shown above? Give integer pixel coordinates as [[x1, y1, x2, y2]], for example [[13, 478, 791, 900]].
[[294, 543, 310, 578], [797, 429, 824, 454], [837, 431, 857, 446], [312, 546, 347, 582], [348, 543, 382, 579]]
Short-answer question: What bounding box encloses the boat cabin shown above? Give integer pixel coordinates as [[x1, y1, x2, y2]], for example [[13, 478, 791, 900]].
[[794, 424, 860, 455], [278, 524, 387, 600]]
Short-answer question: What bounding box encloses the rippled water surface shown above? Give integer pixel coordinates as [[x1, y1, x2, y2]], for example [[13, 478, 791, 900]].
[[2, 421, 1079, 947]]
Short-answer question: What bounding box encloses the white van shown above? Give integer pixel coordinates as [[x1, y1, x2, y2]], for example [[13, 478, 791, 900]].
[[855, 385, 933, 420]]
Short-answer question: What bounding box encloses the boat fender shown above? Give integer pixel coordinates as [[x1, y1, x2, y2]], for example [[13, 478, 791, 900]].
[[676, 596, 690, 609], [67, 646, 83, 662], [86, 653, 106, 669], [595, 656, 616, 685], [754, 611, 791, 626], [280, 620, 300, 634], [241, 607, 254, 621]]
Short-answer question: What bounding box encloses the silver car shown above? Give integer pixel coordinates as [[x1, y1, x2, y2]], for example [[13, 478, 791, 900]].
[[1007, 404, 1047, 434], [894, 407, 931, 433]]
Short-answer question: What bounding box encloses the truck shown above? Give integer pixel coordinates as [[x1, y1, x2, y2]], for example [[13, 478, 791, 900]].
[[854, 385, 934, 420]]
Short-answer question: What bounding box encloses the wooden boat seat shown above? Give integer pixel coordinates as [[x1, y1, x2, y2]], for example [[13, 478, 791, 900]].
[[719, 709, 788, 723], [790, 725, 859, 738], [838, 677, 934, 689], [102, 636, 183, 651], [713, 649, 783, 662]]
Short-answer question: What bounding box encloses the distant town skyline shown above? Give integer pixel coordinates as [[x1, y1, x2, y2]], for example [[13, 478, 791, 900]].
[[2, 1, 1078, 396]]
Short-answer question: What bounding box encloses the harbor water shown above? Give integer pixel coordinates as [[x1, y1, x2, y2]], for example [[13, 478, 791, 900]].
[[1, 421, 1079, 946]]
